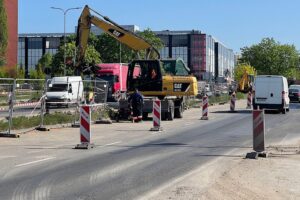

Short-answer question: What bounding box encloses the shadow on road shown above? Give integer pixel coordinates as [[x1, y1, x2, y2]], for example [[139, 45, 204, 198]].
[[193, 154, 245, 158], [211, 110, 252, 114]]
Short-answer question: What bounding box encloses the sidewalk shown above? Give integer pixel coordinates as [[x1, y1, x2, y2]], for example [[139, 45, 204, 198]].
[[145, 138, 300, 200]]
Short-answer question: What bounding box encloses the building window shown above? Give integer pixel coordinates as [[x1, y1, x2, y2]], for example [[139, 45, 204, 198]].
[[18, 38, 25, 68], [28, 38, 43, 70]]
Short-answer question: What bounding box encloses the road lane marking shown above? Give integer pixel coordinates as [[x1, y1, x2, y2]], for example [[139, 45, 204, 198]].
[[184, 122, 194, 126], [102, 141, 122, 147], [0, 155, 16, 160], [89, 149, 180, 185], [15, 157, 55, 167], [27, 150, 45, 154]]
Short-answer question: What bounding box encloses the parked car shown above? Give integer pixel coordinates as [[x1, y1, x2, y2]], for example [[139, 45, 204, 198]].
[[253, 75, 290, 114], [288, 85, 300, 102]]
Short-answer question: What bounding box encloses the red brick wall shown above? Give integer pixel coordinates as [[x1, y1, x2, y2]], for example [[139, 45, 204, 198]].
[[4, 0, 18, 68]]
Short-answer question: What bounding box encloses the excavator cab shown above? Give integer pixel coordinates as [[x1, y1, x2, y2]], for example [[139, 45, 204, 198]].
[[127, 60, 163, 92]]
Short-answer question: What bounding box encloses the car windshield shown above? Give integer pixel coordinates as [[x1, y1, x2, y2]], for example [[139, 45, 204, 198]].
[[49, 84, 68, 92], [289, 89, 299, 93], [97, 75, 117, 83]]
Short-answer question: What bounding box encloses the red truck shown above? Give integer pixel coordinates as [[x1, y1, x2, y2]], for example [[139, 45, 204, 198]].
[[96, 63, 129, 101]]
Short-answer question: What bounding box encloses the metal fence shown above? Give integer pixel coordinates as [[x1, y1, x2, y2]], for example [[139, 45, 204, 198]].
[[0, 78, 109, 136], [0, 78, 15, 136]]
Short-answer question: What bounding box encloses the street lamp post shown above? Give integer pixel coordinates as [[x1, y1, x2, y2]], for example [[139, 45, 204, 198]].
[[51, 6, 81, 76]]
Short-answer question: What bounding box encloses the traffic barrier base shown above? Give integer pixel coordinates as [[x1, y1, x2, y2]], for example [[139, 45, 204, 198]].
[[246, 151, 268, 159], [75, 142, 95, 149], [35, 126, 50, 131], [0, 131, 20, 138], [150, 126, 163, 131]]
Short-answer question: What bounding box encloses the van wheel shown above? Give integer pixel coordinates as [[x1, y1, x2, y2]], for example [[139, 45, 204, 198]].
[[282, 108, 286, 114], [287, 108, 290, 112]]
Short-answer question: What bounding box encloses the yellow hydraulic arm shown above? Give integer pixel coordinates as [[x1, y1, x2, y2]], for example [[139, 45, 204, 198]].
[[76, 5, 160, 69]]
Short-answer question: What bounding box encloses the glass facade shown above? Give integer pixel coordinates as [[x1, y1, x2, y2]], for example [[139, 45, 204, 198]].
[[17, 38, 25, 69], [155, 31, 235, 82], [18, 34, 63, 76], [215, 42, 234, 81], [28, 38, 43, 70]]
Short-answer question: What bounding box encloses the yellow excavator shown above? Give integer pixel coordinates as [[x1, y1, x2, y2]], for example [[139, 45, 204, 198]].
[[237, 71, 255, 93], [76, 5, 198, 120]]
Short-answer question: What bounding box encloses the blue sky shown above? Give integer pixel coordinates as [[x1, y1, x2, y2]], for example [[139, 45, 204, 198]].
[[19, 0, 300, 53]]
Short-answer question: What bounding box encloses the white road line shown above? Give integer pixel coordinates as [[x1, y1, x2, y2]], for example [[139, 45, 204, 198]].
[[27, 150, 45, 154], [103, 141, 122, 146], [15, 157, 55, 167], [0, 155, 16, 159], [184, 122, 194, 126]]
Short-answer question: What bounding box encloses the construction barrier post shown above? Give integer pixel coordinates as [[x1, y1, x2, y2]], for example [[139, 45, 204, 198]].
[[0, 80, 19, 138], [230, 92, 236, 112], [75, 105, 95, 149], [150, 99, 163, 131], [72, 104, 80, 128], [200, 95, 209, 120], [72, 80, 82, 128], [35, 95, 49, 131], [246, 109, 267, 159], [246, 91, 252, 109]]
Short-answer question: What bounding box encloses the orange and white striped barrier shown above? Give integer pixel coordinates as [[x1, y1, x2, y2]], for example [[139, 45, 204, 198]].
[[201, 95, 208, 120], [246, 91, 252, 109], [253, 110, 265, 152], [150, 100, 162, 131], [230, 92, 236, 112], [75, 105, 94, 149]]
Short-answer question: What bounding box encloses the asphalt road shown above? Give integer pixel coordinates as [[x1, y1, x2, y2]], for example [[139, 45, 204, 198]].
[[0, 103, 299, 200]]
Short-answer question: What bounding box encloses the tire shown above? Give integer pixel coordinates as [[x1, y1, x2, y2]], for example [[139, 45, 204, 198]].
[[142, 112, 148, 120], [282, 108, 286, 114], [287, 108, 290, 112], [174, 104, 183, 118]]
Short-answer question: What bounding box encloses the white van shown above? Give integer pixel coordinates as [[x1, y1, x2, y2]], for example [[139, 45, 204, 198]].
[[46, 76, 83, 107], [253, 75, 289, 113]]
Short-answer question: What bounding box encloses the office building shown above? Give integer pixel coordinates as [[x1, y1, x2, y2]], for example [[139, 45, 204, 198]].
[[155, 30, 234, 82], [18, 28, 235, 82], [18, 33, 72, 75]]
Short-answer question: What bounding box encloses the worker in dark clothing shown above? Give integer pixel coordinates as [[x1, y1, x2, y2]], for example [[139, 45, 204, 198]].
[[128, 88, 144, 122]]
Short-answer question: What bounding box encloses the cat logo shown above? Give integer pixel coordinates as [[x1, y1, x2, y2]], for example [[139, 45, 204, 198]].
[[173, 83, 190, 92], [108, 29, 124, 38]]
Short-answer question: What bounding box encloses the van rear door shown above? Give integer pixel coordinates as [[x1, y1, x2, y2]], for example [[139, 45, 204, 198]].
[[255, 77, 282, 105]]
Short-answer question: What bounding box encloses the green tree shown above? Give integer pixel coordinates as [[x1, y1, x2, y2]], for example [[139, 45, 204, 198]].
[[234, 63, 256, 83], [16, 66, 25, 79], [95, 28, 163, 62], [96, 33, 135, 63], [52, 41, 101, 76], [240, 38, 300, 78], [0, 0, 8, 66], [36, 53, 52, 71], [137, 28, 164, 59]]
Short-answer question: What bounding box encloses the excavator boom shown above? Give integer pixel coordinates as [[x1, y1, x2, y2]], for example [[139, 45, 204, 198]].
[[76, 5, 159, 69]]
